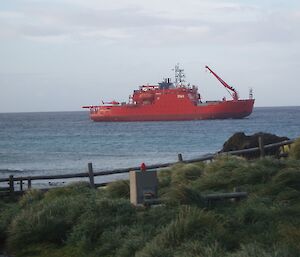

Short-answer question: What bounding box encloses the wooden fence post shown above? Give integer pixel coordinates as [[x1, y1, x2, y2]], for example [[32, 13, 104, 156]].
[[28, 177, 32, 189], [20, 179, 23, 192], [88, 163, 95, 189], [9, 175, 14, 195], [178, 153, 183, 162], [258, 136, 265, 158]]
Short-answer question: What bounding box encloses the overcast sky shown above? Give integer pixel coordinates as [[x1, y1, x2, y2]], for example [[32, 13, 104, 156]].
[[0, 0, 299, 112]]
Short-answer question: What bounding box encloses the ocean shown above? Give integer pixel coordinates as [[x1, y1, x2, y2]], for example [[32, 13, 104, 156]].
[[0, 107, 300, 182]]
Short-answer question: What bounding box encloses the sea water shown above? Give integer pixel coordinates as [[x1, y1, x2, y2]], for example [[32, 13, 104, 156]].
[[0, 107, 299, 181]]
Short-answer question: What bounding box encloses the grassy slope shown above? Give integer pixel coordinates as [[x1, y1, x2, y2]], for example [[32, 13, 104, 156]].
[[1, 141, 300, 257]]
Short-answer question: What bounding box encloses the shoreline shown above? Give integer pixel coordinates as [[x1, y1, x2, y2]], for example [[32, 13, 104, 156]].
[[1, 152, 299, 257]]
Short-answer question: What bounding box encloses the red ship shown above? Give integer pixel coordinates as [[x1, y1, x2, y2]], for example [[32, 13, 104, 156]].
[[83, 65, 254, 122]]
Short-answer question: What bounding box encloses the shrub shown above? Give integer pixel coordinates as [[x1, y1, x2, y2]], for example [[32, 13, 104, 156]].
[[231, 197, 283, 246], [171, 163, 204, 185], [275, 205, 300, 222], [193, 156, 247, 191], [272, 168, 300, 191], [243, 158, 281, 184], [93, 225, 129, 257], [136, 206, 226, 256], [12, 243, 85, 257], [19, 189, 44, 208], [204, 156, 246, 175], [43, 182, 91, 201], [137, 244, 173, 257], [174, 241, 225, 257], [162, 185, 204, 206], [0, 201, 19, 244], [194, 157, 283, 192], [274, 188, 300, 204], [136, 204, 178, 229], [67, 199, 136, 251], [158, 168, 172, 188], [117, 206, 178, 257], [7, 193, 89, 251], [105, 180, 130, 199], [289, 138, 300, 160], [158, 163, 204, 197], [278, 223, 300, 252], [229, 243, 294, 257], [115, 225, 157, 257]]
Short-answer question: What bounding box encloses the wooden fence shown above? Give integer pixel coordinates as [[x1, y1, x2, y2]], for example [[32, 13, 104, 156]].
[[0, 138, 295, 196]]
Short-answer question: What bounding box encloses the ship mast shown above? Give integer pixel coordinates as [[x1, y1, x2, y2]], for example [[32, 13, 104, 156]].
[[174, 64, 185, 87]]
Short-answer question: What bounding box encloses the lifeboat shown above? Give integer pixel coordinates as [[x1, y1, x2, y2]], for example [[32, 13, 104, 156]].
[[133, 92, 155, 103]]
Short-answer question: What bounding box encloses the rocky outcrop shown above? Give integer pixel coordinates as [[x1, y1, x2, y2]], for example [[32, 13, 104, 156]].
[[221, 132, 289, 158]]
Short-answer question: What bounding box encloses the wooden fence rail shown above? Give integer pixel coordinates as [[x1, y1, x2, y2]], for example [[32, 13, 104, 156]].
[[0, 138, 296, 195]]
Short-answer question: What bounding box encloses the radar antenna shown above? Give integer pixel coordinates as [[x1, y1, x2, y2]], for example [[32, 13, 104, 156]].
[[173, 63, 185, 87]]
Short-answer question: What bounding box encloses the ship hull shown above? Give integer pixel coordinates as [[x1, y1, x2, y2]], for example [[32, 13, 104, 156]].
[[89, 99, 255, 122]]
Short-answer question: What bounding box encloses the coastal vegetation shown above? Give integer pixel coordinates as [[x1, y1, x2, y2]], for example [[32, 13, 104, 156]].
[[0, 139, 300, 257]]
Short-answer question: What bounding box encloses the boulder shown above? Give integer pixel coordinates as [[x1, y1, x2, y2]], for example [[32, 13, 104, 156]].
[[221, 132, 289, 158]]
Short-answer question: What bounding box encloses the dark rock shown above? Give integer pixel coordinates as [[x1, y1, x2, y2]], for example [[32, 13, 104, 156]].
[[221, 132, 289, 158]]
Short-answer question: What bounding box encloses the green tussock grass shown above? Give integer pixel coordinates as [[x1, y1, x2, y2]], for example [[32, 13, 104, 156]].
[[0, 200, 19, 246], [289, 137, 300, 160], [1, 156, 300, 257], [105, 179, 130, 198]]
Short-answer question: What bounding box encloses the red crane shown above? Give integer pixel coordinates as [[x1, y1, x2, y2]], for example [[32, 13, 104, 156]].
[[205, 66, 239, 100]]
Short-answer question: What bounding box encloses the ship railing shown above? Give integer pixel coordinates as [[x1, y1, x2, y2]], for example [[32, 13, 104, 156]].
[[0, 138, 296, 196]]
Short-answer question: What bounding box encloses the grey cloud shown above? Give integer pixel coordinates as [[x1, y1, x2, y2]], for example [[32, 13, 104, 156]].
[[1, 2, 300, 46], [217, 10, 300, 44], [20, 24, 68, 37]]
